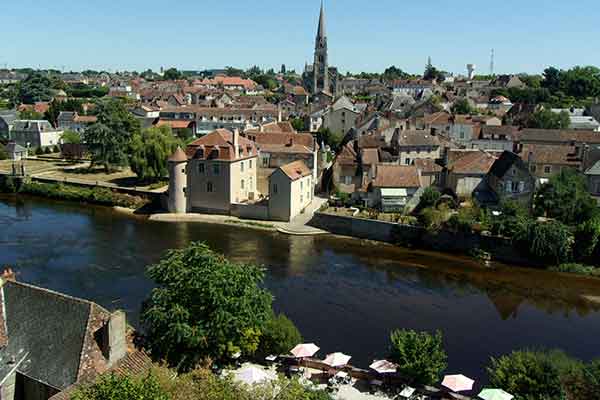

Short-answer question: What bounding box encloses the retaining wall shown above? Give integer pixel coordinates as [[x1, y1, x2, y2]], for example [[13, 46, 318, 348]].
[[309, 212, 533, 266]]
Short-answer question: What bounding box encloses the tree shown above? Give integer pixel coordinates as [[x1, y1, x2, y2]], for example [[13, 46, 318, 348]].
[[318, 127, 343, 151], [526, 108, 570, 129], [0, 146, 8, 161], [61, 130, 82, 144], [253, 75, 277, 90], [534, 168, 597, 225], [18, 109, 44, 120], [129, 125, 182, 182], [451, 98, 473, 115], [389, 329, 447, 385], [290, 117, 306, 131], [424, 59, 445, 82], [163, 68, 183, 80], [16, 72, 56, 104], [418, 187, 441, 209], [490, 200, 530, 238], [257, 314, 303, 358], [562, 359, 600, 400], [141, 242, 273, 371], [487, 350, 575, 400], [84, 99, 140, 173], [514, 220, 573, 266], [72, 372, 169, 400], [383, 66, 409, 81]]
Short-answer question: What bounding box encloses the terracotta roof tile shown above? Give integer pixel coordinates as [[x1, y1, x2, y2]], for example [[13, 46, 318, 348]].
[[185, 129, 257, 161], [448, 150, 497, 174], [373, 165, 421, 188]]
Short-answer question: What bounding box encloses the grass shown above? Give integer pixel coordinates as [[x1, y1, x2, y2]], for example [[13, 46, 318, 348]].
[[549, 263, 600, 277]]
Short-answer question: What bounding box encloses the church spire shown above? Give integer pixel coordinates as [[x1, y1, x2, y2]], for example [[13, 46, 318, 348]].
[[317, 0, 326, 40]]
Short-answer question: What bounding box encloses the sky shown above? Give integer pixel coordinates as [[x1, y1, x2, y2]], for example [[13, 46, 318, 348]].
[[2, 0, 600, 75]]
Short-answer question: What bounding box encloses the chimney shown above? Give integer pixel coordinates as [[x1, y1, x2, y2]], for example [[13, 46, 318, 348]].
[[106, 310, 127, 367], [233, 129, 240, 159]]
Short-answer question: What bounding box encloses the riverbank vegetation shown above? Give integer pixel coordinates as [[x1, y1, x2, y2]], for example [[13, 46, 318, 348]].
[[0, 178, 149, 209]]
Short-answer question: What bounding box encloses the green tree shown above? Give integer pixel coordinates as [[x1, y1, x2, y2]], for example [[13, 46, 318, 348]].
[[514, 220, 573, 266], [142, 242, 273, 371], [418, 187, 441, 209], [451, 98, 473, 115], [318, 127, 343, 151], [487, 350, 576, 400], [16, 72, 56, 104], [44, 98, 84, 126], [84, 99, 140, 173], [253, 75, 277, 90], [389, 329, 447, 385], [72, 372, 169, 400], [382, 66, 409, 81], [562, 359, 600, 400], [534, 168, 597, 225], [163, 68, 183, 80], [61, 130, 82, 144], [257, 314, 303, 358], [490, 200, 531, 238], [18, 109, 44, 120], [527, 108, 570, 129], [290, 117, 306, 131], [129, 125, 182, 182]]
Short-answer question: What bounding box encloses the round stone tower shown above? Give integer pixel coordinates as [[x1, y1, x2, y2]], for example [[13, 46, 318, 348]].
[[167, 147, 188, 214]]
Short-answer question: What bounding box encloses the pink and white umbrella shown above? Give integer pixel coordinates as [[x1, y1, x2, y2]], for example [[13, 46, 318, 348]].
[[369, 360, 397, 374], [290, 343, 320, 358], [442, 374, 475, 392], [323, 352, 352, 367]]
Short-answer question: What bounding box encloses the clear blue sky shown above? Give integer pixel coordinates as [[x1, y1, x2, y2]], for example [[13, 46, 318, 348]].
[[3, 0, 599, 75]]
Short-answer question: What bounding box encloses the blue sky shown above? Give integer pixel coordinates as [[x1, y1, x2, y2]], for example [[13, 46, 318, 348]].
[[2, 0, 599, 75]]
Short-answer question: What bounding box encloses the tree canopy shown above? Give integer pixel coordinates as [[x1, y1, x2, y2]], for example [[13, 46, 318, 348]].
[[383, 66, 409, 81], [84, 99, 140, 172], [451, 98, 474, 115], [61, 130, 82, 144], [163, 68, 183, 81], [526, 108, 570, 129], [389, 329, 447, 386], [129, 125, 182, 182], [72, 373, 168, 400], [45, 98, 84, 126], [534, 168, 597, 225], [15, 72, 62, 104], [142, 242, 273, 371]]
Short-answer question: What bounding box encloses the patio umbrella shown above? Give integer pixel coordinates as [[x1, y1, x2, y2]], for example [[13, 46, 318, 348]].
[[234, 366, 274, 385], [442, 374, 475, 392], [290, 343, 320, 358], [478, 388, 514, 400], [399, 386, 416, 398], [323, 352, 352, 367], [369, 360, 397, 374]]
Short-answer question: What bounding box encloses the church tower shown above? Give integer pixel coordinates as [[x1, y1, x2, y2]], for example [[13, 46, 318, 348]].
[[312, 1, 329, 94]]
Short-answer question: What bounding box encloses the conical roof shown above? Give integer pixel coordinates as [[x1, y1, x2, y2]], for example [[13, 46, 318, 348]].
[[168, 146, 188, 162]]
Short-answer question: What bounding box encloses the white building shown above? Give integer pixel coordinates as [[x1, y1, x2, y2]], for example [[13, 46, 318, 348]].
[[9, 120, 63, 150]]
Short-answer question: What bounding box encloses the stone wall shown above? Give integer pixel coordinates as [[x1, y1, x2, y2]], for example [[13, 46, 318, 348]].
[[308, 212, 533, 266]]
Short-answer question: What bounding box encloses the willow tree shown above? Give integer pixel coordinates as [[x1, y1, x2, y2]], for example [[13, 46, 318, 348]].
[[129, 125, 182, 182]]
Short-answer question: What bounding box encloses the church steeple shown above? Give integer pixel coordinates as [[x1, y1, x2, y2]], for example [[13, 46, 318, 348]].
[[317, 0, 326, 41]]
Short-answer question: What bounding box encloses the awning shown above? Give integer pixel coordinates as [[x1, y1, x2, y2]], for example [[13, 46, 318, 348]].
[[380, 188, 408, 197]]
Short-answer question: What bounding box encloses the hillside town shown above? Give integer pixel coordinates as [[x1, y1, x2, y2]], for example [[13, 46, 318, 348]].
[[3, 2, 600, 400]]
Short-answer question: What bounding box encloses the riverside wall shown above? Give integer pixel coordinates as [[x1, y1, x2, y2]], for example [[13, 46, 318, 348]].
[[308, 212, 535, 266]]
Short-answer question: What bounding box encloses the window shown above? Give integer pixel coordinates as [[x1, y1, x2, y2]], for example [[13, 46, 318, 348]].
[[530, 165, 537, 173], [249, 159, 252, 169], [241, 179, 245, 190], [198, 163, 205, 174], [300, 181, 303, 190], [505, 180, 512, 194], [301, 194, 304, 203], [544, 165, 552, 174], [511, 181, 520, 193], [249, 177, 253, 191], [344, 176, 352, 185], [207, 182, 213, 193], [262, 157, 269, 167], [404, 158, 411, 165], [273, 184, 278, 194], [213, 164, 220, 175], [241, 162, 244, 172]]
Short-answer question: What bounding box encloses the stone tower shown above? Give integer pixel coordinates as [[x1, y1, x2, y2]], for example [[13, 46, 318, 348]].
[[167, 147, 188, 214], [312, 1, 329, 94]]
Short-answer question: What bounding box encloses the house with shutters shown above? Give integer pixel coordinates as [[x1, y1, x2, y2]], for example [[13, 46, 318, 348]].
[[480, 151, 535, 207]]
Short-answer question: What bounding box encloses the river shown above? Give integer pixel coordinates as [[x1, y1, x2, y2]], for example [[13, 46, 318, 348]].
[[1, 195, 600, 384]]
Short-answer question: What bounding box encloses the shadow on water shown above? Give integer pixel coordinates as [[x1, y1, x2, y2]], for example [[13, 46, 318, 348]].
[[2, 194, 600, 382]]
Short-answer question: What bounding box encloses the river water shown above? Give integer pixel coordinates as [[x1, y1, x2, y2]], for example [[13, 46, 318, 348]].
[[1, 195, 600, 383]]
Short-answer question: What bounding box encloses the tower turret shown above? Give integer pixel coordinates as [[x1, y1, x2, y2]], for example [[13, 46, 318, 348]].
[[167, 147, 188, 214]]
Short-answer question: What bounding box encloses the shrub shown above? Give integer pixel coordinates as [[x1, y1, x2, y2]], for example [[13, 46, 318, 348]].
[[514, 220, 573, 266], [573, 217, 600, 262], [418, 204, 451, 231], [418, 187, 441, 209], [487, 349, 576, 400], [257, 313, 302, 358], [0, 146, 8, 160], [34, 147, 44, 155], [389, 329, 447, 386], [0, 176, 17, 193], [44, 146, 52, 154], [549, 263, 600, 277], [72, 372, 169, 400], [53, 145, 60, 153]]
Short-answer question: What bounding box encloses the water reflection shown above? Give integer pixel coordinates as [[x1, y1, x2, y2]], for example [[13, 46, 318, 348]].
[[1, 195, 600, 381]]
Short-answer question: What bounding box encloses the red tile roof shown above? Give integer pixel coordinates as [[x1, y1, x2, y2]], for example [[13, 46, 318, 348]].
[[278, 160, 312, 181], [448, 150, 497, 174], [185, 129, 257, 161], [197, 76, 257, 90], [373, 165, 421, 188], [156, 119, 194, 129]]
